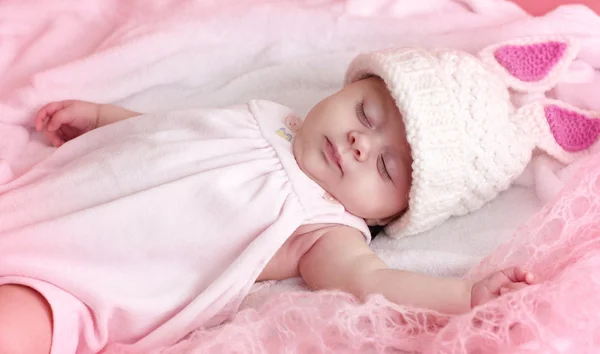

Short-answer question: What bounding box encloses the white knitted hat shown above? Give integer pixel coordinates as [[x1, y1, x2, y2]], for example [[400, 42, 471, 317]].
[[345, 36, 599, 238]]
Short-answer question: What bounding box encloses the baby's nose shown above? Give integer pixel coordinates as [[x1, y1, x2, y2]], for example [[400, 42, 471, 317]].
[[349, 131, 370, 162]]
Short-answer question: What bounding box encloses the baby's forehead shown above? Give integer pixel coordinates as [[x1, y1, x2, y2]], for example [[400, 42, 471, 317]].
[[341, 76, 403, 124], [359, 76, 388, 92], [364, 77, 399, 107]]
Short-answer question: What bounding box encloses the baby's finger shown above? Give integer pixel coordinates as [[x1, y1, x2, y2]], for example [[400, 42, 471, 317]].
[[45, 130, 64, 148], [502, 267, 532, 283], [61, 125, 80, 140], [524, 272, 535, 284], [56, 127, 69, 143], [513, 267, 536, 284], [35, 101, 72, 131], [500, 282, 528, 295], [47, 108, 76, 132], [482, 271, 512, 293], [35, 106, 51, 132]]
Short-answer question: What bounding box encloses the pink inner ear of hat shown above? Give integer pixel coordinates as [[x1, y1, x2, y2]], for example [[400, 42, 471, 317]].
[[493, 41, 567, 82], [545, 104, 600, 152]]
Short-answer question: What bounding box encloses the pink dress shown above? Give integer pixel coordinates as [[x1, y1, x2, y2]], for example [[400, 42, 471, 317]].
[[0, 100, 369, 353]]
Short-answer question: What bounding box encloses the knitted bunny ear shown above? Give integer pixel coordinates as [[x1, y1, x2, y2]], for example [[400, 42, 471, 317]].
[[479, 37, 579, 93], [514, 99, 600, 164]]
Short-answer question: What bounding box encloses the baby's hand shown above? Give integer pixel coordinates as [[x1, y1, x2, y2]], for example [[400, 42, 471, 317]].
[[470, 266, 535, 308], [35, 100, 101, 147]]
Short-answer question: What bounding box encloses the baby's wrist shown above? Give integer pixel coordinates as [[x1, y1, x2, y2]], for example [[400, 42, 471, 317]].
[[465, 279, 477, 310], [96, 103, 107, 128], [96, 103, 141, 127]]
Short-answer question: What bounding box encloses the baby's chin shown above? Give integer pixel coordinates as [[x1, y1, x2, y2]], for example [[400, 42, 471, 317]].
[[295, 156, 333, 193], [342, 199, 400, 224]]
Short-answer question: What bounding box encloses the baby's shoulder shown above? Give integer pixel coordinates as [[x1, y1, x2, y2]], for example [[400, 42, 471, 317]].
[[285, 223, 367, 258], [258, 223, 365, 281]]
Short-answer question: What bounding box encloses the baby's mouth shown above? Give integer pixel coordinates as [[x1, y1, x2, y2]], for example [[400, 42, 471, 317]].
[[325, 137, 343, 174]]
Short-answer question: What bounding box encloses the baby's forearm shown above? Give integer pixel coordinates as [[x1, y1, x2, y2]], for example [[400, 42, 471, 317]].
[[363, 269, 474, 314], [97, 104, 142, 127], [299, 229, 477, 315]]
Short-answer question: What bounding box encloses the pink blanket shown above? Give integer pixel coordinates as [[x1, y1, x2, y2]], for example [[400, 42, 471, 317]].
[[1, 0, 600, 353]]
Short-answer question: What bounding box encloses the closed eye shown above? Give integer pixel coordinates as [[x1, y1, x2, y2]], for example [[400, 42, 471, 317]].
[[355, 101, 371, 128], [378, 156, 392, 181]]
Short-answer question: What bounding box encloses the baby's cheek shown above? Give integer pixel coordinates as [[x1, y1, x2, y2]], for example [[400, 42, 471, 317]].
[[338, 179, 382, 218], [361, 182, 404, 218]]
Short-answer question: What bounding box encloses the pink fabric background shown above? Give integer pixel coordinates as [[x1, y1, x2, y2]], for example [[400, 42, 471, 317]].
[[0, 0, 599, 353], [511, 0, 600, 16]]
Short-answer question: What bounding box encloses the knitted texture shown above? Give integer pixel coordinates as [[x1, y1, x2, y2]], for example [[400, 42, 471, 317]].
[[479, 37, 579, 93], [545, 104, 600, 152], [345, 47, 533, 237], [493, 42, 567, 82], [505, 99, 600, 167], [344, 37, 599, 238]]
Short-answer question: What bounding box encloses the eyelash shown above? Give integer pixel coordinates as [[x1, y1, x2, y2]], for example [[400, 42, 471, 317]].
[[355, 101, 371, 128], [356, 101, 391, 181], [378, 156, 392, 181]]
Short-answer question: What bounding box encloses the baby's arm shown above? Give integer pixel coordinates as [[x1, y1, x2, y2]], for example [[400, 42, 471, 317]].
[[36, 100, 142, 146], [299, 226, 533, 314], [96, 103, 141, 127]]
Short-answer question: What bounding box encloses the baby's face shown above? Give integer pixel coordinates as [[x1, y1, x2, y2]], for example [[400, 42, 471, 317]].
[[294, 77, 412, 225]]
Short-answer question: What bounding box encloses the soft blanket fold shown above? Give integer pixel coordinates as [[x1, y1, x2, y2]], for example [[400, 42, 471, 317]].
[[1, 0, 600, 353]]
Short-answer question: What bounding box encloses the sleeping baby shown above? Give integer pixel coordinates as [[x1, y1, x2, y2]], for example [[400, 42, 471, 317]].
[[2, 36, 596, 354]]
